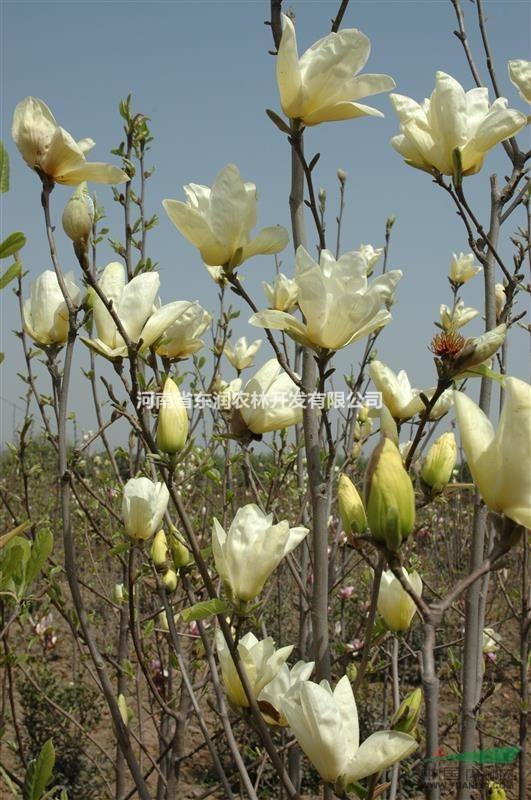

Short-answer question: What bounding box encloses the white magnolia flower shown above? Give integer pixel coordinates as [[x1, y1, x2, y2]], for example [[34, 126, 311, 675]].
[[276, 14, 395, 126], [453, 377, 531, 528], [369, 361, 424, 419], [212, 504, 308, 603], [23, 270, 80, 347], [482, 627, 502, 654], [495, 283, 507, 321], [262, 272, 299, 312], [390, 72, 526, 176], [216, 630, 293, 708], [358, 243, 383, 276], [122, 477, 169, 541], [155, 301, 212, 360], [163, 164, 288, 268], [235, 359, 303, 435], [449, 252, 482, 285], [250, 247, 401, 352], [440, 299, 480, 331], [281, 675, 417, 784], [12, 97, 128, 185], [508, 59, 531, 104], [377, 569, 422, 632], [224, 336, 262, 372], [259, 660, 314, 726], [81, 263, 191, 360]]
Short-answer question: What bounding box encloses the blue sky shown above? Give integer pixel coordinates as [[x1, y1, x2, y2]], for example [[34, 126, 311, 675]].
[[1, 0, 529, 444]]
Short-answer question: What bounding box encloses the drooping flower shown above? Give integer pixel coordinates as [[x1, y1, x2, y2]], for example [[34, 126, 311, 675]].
[[216, 630, 293, 708], [377, 569, 422, 632], [155, 302, 212, 360], [212, 504, 308, 603], [223, 336, 262, 372], [262, 272, 299, 312], [23, 270, 80, 347], [281, 675, 417, 784], [449, 252, 482, 285], [12, 97, 128, 185], [390, 72, 526, 176], [250, 247, 401, 352], [453, 377, 531, 528], [232, 359, 303, 436], [508, 60, 531, 104], [122, 477, 169, 541], [276, 14, 395, 126], [162, 164, 288, 269], [81, 263, 193, 360]]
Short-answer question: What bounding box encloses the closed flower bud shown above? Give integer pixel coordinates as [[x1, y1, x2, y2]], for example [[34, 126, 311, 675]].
[[169, 533, 191, 569], [337, 168, 347, 184], [156, 377, 189, 454], [338, 474, 367, 536], [391, 687, 422, 734], [377, 568, 422, 631], [495, 283, 507, 321], [365, 436, 416, 551], [117, 694, 131, 727], [162, 569, 177, 592], [420, 432, 457, 496], [112, 583, 125, 605], [62, 182, 94, 245], [151, 529, 170, 570]]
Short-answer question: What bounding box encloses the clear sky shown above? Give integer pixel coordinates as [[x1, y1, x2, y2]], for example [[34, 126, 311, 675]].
[[1, 0, 530, 445]]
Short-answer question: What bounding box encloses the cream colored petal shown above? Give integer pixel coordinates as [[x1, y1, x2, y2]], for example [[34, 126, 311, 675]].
[[344, 731, 417, 782], [462, 98, 527, 158], [430, 71, 468, 154], [249, 310, 313, 349], [508, 59, 531, 104], [453, 390, 497, 507], [58, 162, 129, 186], [239, 226, 289, 263], [276, 14, 304, 118], [80, 336, 127, 360], [139, 301, 193, 350], [209, 164, 248, 255], [162, 199, 213, 250], [12, 96, 57, 168], [303, 101, 385, 126], [118, 272, 160, 342]]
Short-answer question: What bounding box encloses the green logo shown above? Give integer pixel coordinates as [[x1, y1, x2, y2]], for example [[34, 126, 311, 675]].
[[425, 746, 520, 764]]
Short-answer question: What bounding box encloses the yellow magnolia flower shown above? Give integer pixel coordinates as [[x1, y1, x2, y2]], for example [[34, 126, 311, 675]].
[[377, 569, 422, 632], [223, 336, 262, 372], [390, 72, 526, 176], [23, 270, 80, 347], [449, 252, 482, 285], [337, 474, 367, 536], [276, 14, 395, 126], [12, 97, 128, 185], [508, 59, 531, 104], [453, 377, 531, 528], [122, 477, 169, 541], [156, 378, 189, 454], [420, 432, 457, 495], [162, 164, 288, 269]]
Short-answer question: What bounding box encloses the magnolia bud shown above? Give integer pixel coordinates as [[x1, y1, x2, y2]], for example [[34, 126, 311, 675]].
[[337, 168, 347, 184], [420, 432, 457, 496], [365, 436, 416, 551], [156, 378, 189, 454], [391, 687, 422, 734], [162, 569, 178, 592], [169, 533, 191, 569], [112, 583, 125, 605], [151, 530, 170, 569], [117, 693, 131, 727], [62, 182, 94, 244], [338, 474, 367, 537]]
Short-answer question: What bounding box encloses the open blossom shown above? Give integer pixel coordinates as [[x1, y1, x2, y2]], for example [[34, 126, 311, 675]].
[[378, 569, 422, 632], [223, 336, 262, 372], [23, 270, 80, 347], [162, 164, 288, 269], [262, 272, 299, 312], [250, 247, 401, 352], [369, 361, 452, 421], [122, 477, 169, 541], [281, 675, 417, 784], [390, 72, 526, 176], [259, 660, 314, 726], [155, 302, 212, 360], [453, 377, 531, 528], [508, 60, 531, 104], [276, 14, 395, 126], [12, 97, 128, 185], [233, 359, 302, 436], [216, 630, 293, 708], [81, 263, 193, 360], [440, 300, 480, 331], [358, 244, 383, 276], [450, 252, 482, 285], [213, 504, 308, 603]]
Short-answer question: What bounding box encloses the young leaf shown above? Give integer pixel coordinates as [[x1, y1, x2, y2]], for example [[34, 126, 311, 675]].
[[179, 598, 229, 623], [0, 141, 9, 193], [0, 233, 26, 260], [25, 528, 54, 587], [22, 738, 55, 800], [0, 261, 22, 290]]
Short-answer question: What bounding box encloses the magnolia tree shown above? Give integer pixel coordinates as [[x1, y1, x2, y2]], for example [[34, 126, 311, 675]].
[[0, 2, 530, 800]]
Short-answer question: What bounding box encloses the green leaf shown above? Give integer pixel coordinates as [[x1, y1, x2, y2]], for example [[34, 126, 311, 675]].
[[25, 528, 54, 587], [0, 353, 4, 365], [265, 109, 292, 135], [178, 599, 229, 623], [0, 764, 18, 796], [0, 261, 22, 291], [0, 142, 9, 193], [22, 738, 55, 800], [0, 233, 26, 260]]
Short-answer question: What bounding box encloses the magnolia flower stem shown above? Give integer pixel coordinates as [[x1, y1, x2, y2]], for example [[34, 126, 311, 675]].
[[331, 0, 350, 33], [518, 533, 529, 800], [39, 184, 152, 799], [389, 637, 400, 800], [404, 380, 450, 471], [353, 554, 384, 693]]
